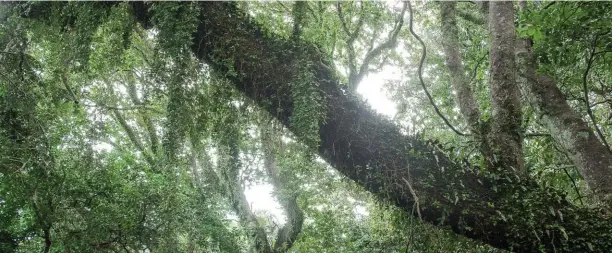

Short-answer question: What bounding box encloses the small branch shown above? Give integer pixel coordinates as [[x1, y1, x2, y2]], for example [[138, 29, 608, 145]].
[[60, 68, 79, 104], [112, 109, 156, 166], [82, 102, 160, 113], [351, 1, 408, 88], [125, 80, 161, 155], [401, 177, 422, 222], [592, 50, 612, 57], [524, 132, 551, 138], [558, 165, 584, 206], [0, 50, 22, 55], [543, 1, 557, 10], [408, 1, 467, 136], [469, 52, 488, 84], [590, 99, 612, 108], [275, 1, 291, 12], [582, 37, 612, 153]]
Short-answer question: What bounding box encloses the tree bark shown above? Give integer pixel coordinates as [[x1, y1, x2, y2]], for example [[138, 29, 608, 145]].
[[439, 2, 497, 166], [487, 2, 525, 173]]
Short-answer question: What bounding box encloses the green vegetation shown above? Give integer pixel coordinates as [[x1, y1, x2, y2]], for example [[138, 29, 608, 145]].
[[1, 1, 611, 252]]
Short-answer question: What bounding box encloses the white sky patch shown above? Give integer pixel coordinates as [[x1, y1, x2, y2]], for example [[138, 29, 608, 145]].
[[93, 142, 113, 152], [354, 205, 369, 219], [357, 68, 399, 118], [244, 183, 286, 223]]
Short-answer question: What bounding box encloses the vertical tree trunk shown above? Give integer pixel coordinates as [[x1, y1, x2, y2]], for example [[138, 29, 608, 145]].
[[487, 1, 524, 172], [222, 136, 273, 253], [43, 226, 52, 253], [261, 125, 304, 252], [440, 2, 496, 166], [440, 2, 482, 135]]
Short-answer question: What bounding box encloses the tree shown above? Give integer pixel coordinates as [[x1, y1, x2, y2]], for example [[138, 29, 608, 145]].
[[4, 1, 612, 252]]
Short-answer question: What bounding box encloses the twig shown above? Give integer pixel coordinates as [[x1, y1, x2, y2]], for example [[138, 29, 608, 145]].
[[469, 52, 488, 84], [407, 1, 467, 136], [402, 177, 422, 222], [550, 146, 585, 205], [543, 1, 556, 10], [524, 132, 550, 138], [590, 99, 612, 108], [560, 166, 582, 203], [582, 37, 612, 153]]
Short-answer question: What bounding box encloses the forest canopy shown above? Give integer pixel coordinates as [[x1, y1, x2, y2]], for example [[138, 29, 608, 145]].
[[1, 1, 612, 253]]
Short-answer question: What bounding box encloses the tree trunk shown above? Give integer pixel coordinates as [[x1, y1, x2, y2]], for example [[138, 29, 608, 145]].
[[487, 2, 525, 173], [261, 125, 304, 252], [222, 134, 273, 253], [440, 2, 482, 135], [439, 2, 496, 167]]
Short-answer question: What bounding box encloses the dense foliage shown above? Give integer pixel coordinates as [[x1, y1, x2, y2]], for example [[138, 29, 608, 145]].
[[1, 1, 611, 252]]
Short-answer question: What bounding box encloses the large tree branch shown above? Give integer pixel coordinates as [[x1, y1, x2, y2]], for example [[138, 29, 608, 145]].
[[123, 75, 162, 156], [173, 2, 612, 251], [111, 109, 156, 166]]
